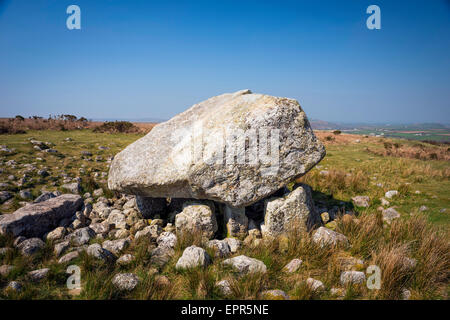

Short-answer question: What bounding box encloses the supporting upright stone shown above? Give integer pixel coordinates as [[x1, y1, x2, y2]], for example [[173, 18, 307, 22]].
[[224, 205, 248, 239]]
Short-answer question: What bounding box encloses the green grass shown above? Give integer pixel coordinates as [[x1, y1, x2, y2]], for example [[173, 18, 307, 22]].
[[0, 129, 448, 300]]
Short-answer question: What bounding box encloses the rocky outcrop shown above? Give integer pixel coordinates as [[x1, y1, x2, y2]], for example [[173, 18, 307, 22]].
[[108, 90, 325, 208], [0, 194, 82, 237]]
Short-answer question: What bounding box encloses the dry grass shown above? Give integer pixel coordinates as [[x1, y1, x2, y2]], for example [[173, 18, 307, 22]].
[[0, 117, 91, 134]]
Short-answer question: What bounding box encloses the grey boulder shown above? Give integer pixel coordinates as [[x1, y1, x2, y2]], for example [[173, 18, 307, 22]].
[[0, 194, 83, 237], [261, 184, 321, 237], [108, 90, 325, 208], [175, 245, 211, 269]]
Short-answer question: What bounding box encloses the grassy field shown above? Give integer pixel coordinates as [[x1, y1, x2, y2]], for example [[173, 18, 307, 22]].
[[0, 129, 449, 300]]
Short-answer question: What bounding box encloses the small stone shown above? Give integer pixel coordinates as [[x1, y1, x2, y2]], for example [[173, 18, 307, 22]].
[[340, 271, 366, 285], [17, 238, 45, 256], [93, 188, 103, 197], [102, 238, 130, 255], [324, 221, 337, 230], [0, 265, 14, 277], [135, 225, 162, 240], [352, 196, 370, 208], [87, 243, 115, 261], [283, 258, 303, 273], [6, 281, 22, 292], [19, 189, 33, 200], [28, 268, 50, 282], [385, 190, 399, 199], [223, 255, 267, 275], [382, 207, 401, 224], [154, 275, 170, 287], [207, 239, 231, 257], [175, 245, 211, 269], [380, 198, 390, 206], [419, 205, 428, 212], [320, 212, 330, 224], [401, 288, 411, 300], [312, 227, 349, 247], [224, 238, 242, 253], [306, 278, 324, 292], [112, 273, 139, 291], [216, 280, 232, 296], [58, 251, 79, 264], [54, 241, 70, 257], [46, 227, 66, 241], [61, 182, 80, 194], [67, 227, 96, 245], [117, 254, 135, 266], [260, 289, 289, 300], [156, 232, 177, 249]]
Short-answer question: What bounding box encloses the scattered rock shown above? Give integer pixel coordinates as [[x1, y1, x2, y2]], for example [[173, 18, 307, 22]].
[[340, 271, 366, 285], [0, 265, 14, 277], [382, 207, 401, 224], [0, 191, 13, 203], [28, 268, 50, 282], [19, 189, 33, 200], [306, 277, 325, 292], [283, 258, 303, 273], [54, 240, 70, 257], [58, 251, 79, 264], [46, 227, 66, 241], [93, 188, 103, 197], [156, 232, 177, 249], [117, 254, 135, 266], [224, 237, 241, 253], [380, 198, 390, 206], [67, 227, 96, 246], [352, 196, 370, 208], [175, 245, 211, 269], [223, 255, 267, 275], [17, 238, 45, 256], [107, 209, 128, 229], [0, 194, 83, 237], [260, 289, 289, 300], [112, 273, 139, 291], [207, 239, 231, 257], [87, 243, 115, 261], [401, 288, 411, 300], [102, 238, 130, 255], [216, 279, 232, 296], [385, 190, 399, 199], [135, 225, 162, 241], [6, 281, 22, 292], [419, 205, 428, 212], [312, 227, 349, 247], [320, 212, 330, 224], [61, 182, 80, 194]]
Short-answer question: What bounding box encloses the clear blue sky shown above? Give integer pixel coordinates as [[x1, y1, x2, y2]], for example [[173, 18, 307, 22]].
[[0, 0, 449, 123]]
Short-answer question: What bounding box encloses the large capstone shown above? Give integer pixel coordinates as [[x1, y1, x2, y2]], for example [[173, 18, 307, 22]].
[[108, 90, 325, 207], [0, 194, 83, 237]]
